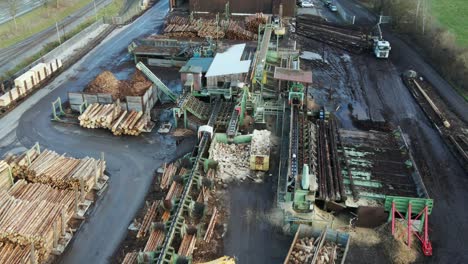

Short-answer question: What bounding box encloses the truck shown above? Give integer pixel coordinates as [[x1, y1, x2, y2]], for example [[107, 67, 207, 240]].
[[371, 23, 391, 58]]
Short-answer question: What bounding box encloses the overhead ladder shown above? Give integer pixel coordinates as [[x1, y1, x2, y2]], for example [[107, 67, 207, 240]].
[[136, 62, 178, 102]]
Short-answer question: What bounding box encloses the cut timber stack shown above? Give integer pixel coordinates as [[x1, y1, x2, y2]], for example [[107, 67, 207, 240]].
[[0, 161, 13, 190], [0, 192, 63, 262], [144, 230, 165, 252], [9, 149, 105, 192], [178, 234, 197, 257], [79, 103, 148, 136], [225, 21, 257, 40], [160, 163, 177, 189], [122, 252, 138, 264], [0, 242, 37, 264]]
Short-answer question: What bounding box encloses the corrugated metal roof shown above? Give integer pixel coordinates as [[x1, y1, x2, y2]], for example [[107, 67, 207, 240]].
[[205, 44, 251, 77], [274, 67, 313, 83], [183, 57, 214, 73]]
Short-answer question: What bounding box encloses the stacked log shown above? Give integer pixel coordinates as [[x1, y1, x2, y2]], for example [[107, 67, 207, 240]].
[[178, 234, 197, 257], [137, 201, 161, 239], [0, 242, 37, 264], [163, 16, 256, 40], [245, 13, 267, 33], [0, 192, 63, 261], [8, 180, 75, 218], [160, 163, 177, 189], [121, 252, 138, 264], [144, 230, 165, 252], [225, 21, 257, 40], [78, 103, 148, 136], [9, 149, 105, 192], [288, 237, 317, 264], [0, 161, 12, 190]]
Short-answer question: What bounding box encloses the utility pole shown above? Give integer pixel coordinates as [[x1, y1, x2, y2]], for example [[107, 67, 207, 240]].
[[94, 0, 98, 21], [55, 21, 61, 44]]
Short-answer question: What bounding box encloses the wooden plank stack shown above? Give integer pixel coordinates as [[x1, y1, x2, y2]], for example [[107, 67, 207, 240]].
[[178, 234, 197, 257], [0, 192, 63, 262], [225, 20, 258, 41], [78, 103, 148, 136], [144, 230, 165, 252], [122, 252, 138, 264], [0, 161, 13, 191], [160, 163, 177, 190], [9, 149, 105, 192], [0, 242, 37, 264]]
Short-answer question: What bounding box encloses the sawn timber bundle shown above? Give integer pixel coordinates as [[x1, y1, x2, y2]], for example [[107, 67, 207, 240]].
[[78, 103, 149, 136]]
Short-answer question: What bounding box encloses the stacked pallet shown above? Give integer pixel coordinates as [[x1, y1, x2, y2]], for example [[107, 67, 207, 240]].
[[78, 103, 148, 136], [9, 149, 104, 192], [0, 161, 12, 190], [0, 242, 37, 264], [8, 180, 75, 218], [245, 13, 267, 33], [0, 193, 63, 261]]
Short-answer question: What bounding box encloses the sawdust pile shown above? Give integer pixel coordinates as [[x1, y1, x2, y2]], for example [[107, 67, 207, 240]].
[[85, 70, 152, 100], [210, 143, 250, 182], [377, 221, 421, 264], [251, 129, 271, 155]]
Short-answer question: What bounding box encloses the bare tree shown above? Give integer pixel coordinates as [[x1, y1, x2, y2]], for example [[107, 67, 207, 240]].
[[8, 0, 19, 31]]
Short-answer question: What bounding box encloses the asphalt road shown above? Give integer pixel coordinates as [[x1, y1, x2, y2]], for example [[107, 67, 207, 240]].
[[304, 1, 468, 262], [0, 1, 175, 263], [0, 0, 111, 76]]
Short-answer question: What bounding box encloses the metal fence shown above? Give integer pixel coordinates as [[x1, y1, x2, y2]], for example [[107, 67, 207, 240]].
[[103, 5, 143, 25]]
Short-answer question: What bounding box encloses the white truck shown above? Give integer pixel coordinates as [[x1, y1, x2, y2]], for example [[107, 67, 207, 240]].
[[371, 23, 391, 58]]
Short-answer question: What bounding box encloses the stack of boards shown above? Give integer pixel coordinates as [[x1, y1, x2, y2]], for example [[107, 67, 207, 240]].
[[78, 103, 148, 136]]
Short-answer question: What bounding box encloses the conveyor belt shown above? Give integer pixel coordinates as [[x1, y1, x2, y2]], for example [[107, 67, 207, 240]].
[[289, 106, 299, 186], [156, 100, 222, 263], [226, 108, 239, 137]]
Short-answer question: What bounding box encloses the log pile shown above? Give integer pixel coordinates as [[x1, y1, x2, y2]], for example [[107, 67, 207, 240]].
[[0, 161, 12, 190], [0, 192, 63, 261], [0, 242, 37, 264], [288, 236, 317, 264], [78, 103, 149, 136], [160, 163, 177, 189], [137, 201, 161, 239], [121, 252, 138, 264], [245, 13, 267, 34], [163, 16, 257, 40], [9, 149, 105, 192], [144, 229, 165, 252], [178, 234, 197, 257], [8, 180, 75, 218], [316, 242, 342, 264]]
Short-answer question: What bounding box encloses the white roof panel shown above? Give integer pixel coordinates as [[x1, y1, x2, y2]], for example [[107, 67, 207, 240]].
[[205, 44, 251, 77]]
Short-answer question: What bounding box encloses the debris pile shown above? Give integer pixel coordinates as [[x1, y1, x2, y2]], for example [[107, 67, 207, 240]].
[[85, 70, 152, 100], [78, 103, 150, 136], [210, 142, 250, 182], [378, 221, 420, 264]]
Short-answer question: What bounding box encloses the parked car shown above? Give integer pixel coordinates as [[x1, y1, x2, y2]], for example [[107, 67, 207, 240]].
[[301, 0, 314, 7], [329, 4, 338, 12]]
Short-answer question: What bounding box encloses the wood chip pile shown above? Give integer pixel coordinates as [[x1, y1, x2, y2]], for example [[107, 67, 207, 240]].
[[0, 192, 64, 261], [245, 13, 267, 33], [288, 237, 345, 264], [0, 161, 12, 191], [163, 16, 258, 40], [250, 129, 271, 155], [210, 142, 250, 182], [85, 70, 152, 101], [78, 103, 149, 136], [7, 149, 105, 192], [0, 242, 37, 264]]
